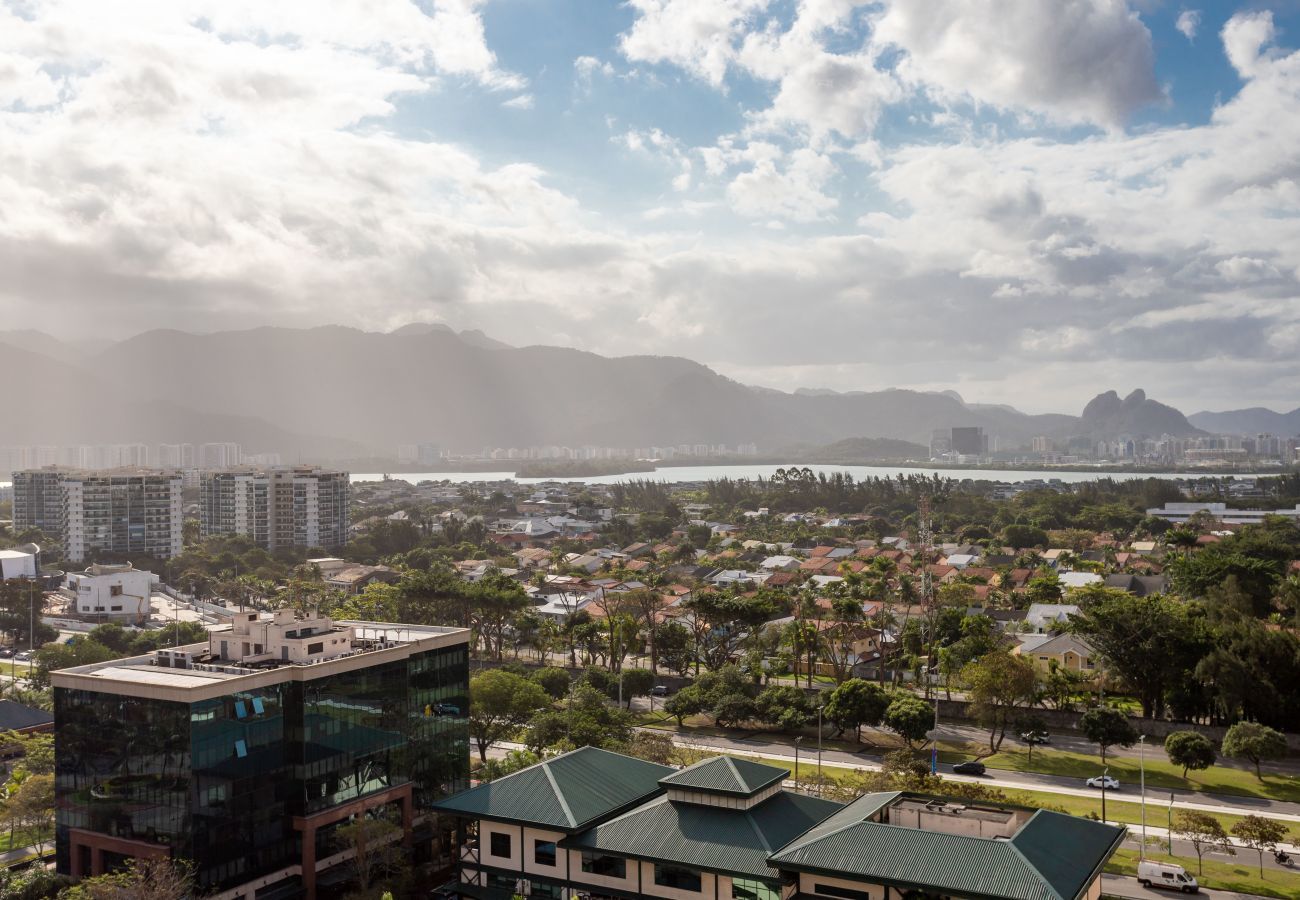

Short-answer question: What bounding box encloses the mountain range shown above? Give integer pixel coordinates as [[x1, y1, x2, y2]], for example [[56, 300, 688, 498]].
[[0, 325, 1285, 461]]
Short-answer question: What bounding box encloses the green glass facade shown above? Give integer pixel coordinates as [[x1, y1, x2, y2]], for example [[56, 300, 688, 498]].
[[56, 643, 469, 895]]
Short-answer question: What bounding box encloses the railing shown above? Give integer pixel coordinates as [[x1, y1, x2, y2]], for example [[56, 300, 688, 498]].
[[460, 844, 481, 864]]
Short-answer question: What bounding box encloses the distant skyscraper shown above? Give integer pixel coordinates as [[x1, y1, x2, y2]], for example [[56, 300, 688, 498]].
[[950, 426, 988, 456], [199, 442, 241, 468], [12, 468, 65, 536]]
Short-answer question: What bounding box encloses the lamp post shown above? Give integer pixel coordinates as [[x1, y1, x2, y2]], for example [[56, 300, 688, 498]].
[[817, 703, 824, 791], [794, 736, 803, 792], [1101, 765, 1109, 823], [1138, 735, 1147, 859]]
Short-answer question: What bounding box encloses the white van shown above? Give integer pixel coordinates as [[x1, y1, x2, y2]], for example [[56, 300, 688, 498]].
[[1137, 861, 1199, 893]]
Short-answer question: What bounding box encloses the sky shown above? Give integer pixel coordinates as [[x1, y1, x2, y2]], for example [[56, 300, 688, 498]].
[[1, 1, 1299, 415]]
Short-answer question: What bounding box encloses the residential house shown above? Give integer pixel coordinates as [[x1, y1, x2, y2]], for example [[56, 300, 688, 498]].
[[1024, 603, 1079, 634]]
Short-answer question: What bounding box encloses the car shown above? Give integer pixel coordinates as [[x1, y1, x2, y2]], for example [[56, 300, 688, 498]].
[[1086, 775, 1120, 790], [952, 760, 986, 776], [650, 685, 671, 697], [14, 651, 32, 662], [0, 648, 14, 659], [1137, 860, 1199, 893], [1020, 730, 1050, 745]]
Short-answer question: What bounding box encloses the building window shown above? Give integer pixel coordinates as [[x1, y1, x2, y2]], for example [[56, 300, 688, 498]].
[[234, 739, 247, 758], [733, 880, 780, 900], [490, 832, 512, 859], [534, 839, 556, 867], [580, 852, 626, 878], [654, 864, 701, 892], [813, 884, 873, 900], [110, 585, 123, 596], [308, 642, 324, 655]]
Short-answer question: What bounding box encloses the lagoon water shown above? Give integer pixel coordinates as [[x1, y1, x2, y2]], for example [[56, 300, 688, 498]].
[[349, 463, 1204, 486]]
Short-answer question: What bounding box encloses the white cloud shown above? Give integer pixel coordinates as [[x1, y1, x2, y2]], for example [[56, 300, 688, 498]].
[[872, 0, 1163, 128], [1176, 9, 1201, 43], [1222, 10, 1277, 79], [726, 147, 838, 222], [502, 93, 534, 109], [619, 0, 773, 86]]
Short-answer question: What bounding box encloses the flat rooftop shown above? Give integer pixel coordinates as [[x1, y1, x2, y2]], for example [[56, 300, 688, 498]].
[[51, 620, 469, 701]]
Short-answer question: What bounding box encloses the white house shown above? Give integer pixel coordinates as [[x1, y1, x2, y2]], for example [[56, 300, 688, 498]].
[[65, 563, 155, 623], [1024, 603, 1080, 634], [1059, 571, 1103, 591], [0, 548, 37, 581], [760, 555, 801, 572]]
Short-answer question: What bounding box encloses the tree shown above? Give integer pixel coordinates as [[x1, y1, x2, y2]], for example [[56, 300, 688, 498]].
[[1001, 524, 1049, 549], [1173, 810, 1233, 875], [664, 684, 705, 727], [823, 679, 890, 741], [1079, 706, 1137, 764], [5, 772, 53, 854], [618, 669, 655, 708], [962, 651, 1038, 753], [56, 858, 194, 900], [1164, 731, 1216, 779], [469, 669, 551, 762], [1222, 721, 1287, 781], [1016, 713, 1048, 763], [531, 667, 572, 700], [883, 695, 933, 751], [526, 683, 632, 751], [754, 685, 812, 733], [1230, 815, 1289, 877], [1069, 589, 1206, 719]]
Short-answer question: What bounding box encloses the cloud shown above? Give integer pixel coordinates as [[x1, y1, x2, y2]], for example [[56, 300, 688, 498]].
[[872, 0, 1163, 128], [1222, 10, 1277, 79], [619, 0, 773, 86], [725, 146, 838, 221], [502, 93, 534, 109], [1176, 9, 1201, 43]]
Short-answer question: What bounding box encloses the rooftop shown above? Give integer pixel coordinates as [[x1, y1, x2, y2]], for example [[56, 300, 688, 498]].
[[660, 755, 787, 797], [432, 746, 672, 831], [51, 619, 469, 701]]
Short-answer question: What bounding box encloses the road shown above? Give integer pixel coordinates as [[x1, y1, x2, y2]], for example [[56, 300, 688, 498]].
[[1101, 873, 1277, 900], [643, 729, 1300, 822]]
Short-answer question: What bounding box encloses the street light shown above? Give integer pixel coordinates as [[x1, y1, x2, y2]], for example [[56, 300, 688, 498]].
[[794, 736, 803, 792], [1138, 735, 1147, 859], [816, 703, 824, 791], [1101, 765, 1109, 823]]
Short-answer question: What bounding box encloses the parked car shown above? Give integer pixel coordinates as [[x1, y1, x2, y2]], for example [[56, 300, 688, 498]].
[[650, 685, 671, 697], [1020, 730, 1050, 745], [1085, 774, 1120, 790], [1137, 860, 1198, 893], [0, 648, 14, 659], [952, 760, 986, 776], [14, 651, 32, 662]]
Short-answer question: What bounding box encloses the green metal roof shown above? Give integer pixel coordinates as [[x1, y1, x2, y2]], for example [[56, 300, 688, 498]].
[[659, 756, 788, 796], [431, 746, 674, 831], [769, 796, 1125, 900], [564, 789, 842, 880]]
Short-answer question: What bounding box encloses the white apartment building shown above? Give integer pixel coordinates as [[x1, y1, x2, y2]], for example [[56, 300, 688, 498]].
[[200, 466, 349, 550], [156, 443, 196, 468], [1147, 501, 1300, 526], [65, 562, 155, 622], [59, 469, 184, 562]]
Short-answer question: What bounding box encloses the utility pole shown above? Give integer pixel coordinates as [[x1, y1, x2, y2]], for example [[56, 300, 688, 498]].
[[794, 737, 802, 792], [817, 703, 824, 790], [1139, 735, 1147, 859]]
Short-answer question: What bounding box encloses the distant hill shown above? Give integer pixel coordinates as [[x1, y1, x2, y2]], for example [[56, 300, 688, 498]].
[[0, 325, 1228, 459], [1074, 389, 1203, 439], [802, 436, 930, 461], [1189, 407, 1300, 436]]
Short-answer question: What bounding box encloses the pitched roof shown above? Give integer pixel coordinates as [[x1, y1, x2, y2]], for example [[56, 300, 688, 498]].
[[430, 746, 672, 831], [769, 796, 1124, 900], [564, 790, 841, 880], [660, 756, 787, 797]]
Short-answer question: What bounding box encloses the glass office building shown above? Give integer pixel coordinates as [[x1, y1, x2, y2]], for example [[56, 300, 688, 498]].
[[54, 616, 470, 899]]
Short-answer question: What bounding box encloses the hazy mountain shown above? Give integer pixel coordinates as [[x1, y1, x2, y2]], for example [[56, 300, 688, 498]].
[[1076, 389, 1203, 438], [801, 436, 930, 461], [0, 325, 1215, 459], [0, 342, 363, 457], [0, 330, 107, 357], [1189, 407, 1300, 436]]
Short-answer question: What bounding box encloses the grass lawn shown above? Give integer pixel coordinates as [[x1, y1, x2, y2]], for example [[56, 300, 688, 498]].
[[936, 741, 1300, 803], [1106, 847, 1300, 900], [0, 828, 50, 854]]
